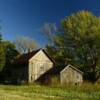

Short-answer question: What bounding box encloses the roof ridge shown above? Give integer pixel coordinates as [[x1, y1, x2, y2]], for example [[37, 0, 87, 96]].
[[61, 64, 83, 74]]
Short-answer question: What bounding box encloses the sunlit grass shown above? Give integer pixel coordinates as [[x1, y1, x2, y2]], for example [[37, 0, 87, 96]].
[[0, 83, 100, 100]]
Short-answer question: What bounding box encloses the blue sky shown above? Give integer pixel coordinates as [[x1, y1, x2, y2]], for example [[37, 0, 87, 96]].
[[0, 0, 100, 46]]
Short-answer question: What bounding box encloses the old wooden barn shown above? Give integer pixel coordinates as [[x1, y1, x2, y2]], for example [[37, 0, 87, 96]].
[[12, 49, 54, 83], [10, 49, 83, 85], [60, 65, 83, 85]]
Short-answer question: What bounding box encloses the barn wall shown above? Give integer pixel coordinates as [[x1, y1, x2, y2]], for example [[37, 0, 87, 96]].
[[28, 50, 53, 83], [60, 67, 83, 85]]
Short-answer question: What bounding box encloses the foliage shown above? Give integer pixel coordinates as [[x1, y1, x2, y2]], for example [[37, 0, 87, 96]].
[[46, 45, 68, 67], [0, 34, 5, 72], [0, 44, 5, 72], [0, 34, 2, 42], [0, 41, 19, 82], [57, 11, 100, 82], [3, 41, 19, 66], [46, 11, 100, 82], [14, 36, 38, 53]]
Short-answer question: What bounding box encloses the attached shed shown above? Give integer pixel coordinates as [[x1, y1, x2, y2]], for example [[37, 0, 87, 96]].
[[60, 65, 83, 85]]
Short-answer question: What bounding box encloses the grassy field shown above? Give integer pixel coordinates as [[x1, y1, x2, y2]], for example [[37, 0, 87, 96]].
[[0, 84, 100, 100]]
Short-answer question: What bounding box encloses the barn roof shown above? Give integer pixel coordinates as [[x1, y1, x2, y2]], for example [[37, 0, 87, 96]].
[[36, 65, 66, 79], [14, 49, 55, 65], [37, 64, 83, 76], [60, 64, 83, 74], [36, 64, 83, 83]]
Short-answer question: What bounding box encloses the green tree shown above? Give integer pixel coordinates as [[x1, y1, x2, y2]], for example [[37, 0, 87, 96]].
[[0, 34, 2, 42], [3, 41, 19, 67], [52, 11, 100, 82], [0, 35, 5, 72], [1, 41, 19, 82]]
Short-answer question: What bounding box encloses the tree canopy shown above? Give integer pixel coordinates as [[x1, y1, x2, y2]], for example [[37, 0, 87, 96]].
[[0, 35, 5, 72], [3, 41, 19, 67], [46, 11, 100, 82]]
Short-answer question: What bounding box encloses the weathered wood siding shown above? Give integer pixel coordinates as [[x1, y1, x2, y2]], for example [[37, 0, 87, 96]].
[[28, 50, 53, 83], [60, 66, 83, 85]]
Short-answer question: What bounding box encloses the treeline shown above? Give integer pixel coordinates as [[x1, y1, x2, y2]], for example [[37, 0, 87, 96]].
[[0, 34, 19, 82], [45, 11, 100, 83], [0, 11, 100, 83], [0, 34, 37, 83]]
